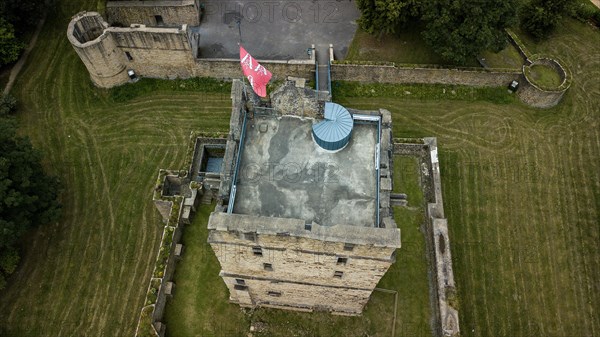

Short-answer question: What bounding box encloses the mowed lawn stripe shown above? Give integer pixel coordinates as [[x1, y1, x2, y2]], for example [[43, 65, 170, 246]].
[[0, 1, 596, 336], [0, 1, 231, 334]]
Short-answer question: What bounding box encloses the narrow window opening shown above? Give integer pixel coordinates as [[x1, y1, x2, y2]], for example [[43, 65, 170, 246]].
[[343, 243, 355, 251], [268, 291, 281, 297], [234, 284, 248, 291], [337, 257, 348, 265], [155, 15, 164, 26], [125, 51, 133, 61], [252, 246, 263, 256], [244, 232, 257, 242], [334, 271, 344, 278], [263, 263, 273, 271], [235, 278, 245, 285]]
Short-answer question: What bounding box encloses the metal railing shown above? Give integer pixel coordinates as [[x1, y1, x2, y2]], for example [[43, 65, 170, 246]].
[[227, 107, 248, 214]]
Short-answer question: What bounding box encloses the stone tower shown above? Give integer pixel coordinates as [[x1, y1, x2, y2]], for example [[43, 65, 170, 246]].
[[67, 12, 130, 88], [207, 81, 402, 315]]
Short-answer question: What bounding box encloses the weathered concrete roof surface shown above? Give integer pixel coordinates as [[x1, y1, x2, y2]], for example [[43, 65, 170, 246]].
[[232, 115, 378, 227], [208, 212, 401, 248]]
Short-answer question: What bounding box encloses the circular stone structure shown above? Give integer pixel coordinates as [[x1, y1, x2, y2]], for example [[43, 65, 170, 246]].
[[518, 55, 571, 108], [67, 12, 130, 88], [312, 102, 354, 151]]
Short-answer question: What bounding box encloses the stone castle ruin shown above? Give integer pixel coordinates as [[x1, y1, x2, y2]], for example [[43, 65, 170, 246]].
[[67, 2, 568, 109], [141, 80, 460, 336], [67, 2, 315, 89], [206, 80, 401, 315], [67, 7, 200, 88]]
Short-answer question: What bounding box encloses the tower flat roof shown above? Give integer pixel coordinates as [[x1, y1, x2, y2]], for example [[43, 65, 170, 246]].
[[232, 115, 378, 227]]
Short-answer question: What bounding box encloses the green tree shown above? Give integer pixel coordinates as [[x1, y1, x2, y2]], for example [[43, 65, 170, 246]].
[[0, 0, 45, 31], [422, 0, 517, 64], [0, 19, 24, 66], [520, 0, 573, 39], [356, 0, 421, 35], [0, 116, 61, 289], [0, 94, 17, 116]]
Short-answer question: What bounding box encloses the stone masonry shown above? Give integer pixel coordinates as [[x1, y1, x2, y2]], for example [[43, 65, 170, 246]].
[[206, 79, 401, 315], [67, 12, 197, 87], [67, 11, 316, 88], [106, 0, 201, 27]]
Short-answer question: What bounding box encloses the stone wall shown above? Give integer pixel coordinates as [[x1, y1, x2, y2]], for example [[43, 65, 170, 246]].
[[110, 25, 196, 80], [68, 13, 316, 88], [209, 229, 396, 287], [222, 276, 373, 314], [193, 58, 315, 82], [67, 12, 130, 88], [152, 224, 183, 322], [68, 12, 198, 88], [331, 63, 520, 87], [106, 0, 201, 27], [207, 212, 399, 315], [393, 138, 460, 337]]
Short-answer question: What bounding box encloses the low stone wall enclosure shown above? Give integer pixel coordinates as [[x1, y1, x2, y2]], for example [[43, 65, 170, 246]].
[[393, 139, 460, 337], [135, 136, 460, 337]]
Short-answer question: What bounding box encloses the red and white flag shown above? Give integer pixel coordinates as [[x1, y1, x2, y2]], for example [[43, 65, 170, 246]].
[[240, 45, 272, 97]]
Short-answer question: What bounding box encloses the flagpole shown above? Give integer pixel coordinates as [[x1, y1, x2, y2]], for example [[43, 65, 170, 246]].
[[236, 17, 248, 100], [236, 17, 242, 44]]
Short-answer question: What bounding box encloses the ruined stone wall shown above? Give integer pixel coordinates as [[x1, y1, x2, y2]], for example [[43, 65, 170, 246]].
[[110, 25, 196, 79], [69, 14, 315, 88], [67, 12, 130, 88], [193, 59, 315, 82], [517, 78, 566, 108], [393, 139, 460, 337], [106, 0, 201, 27], [152, 225, 183, 322], [68, 12, 198, 88], [331, 63, 520, 87], [518, 57, 571, 109]]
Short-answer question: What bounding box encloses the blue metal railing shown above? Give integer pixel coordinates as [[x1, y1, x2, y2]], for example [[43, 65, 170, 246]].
[[327, 59, 332, 94], [376, 116, 381, 227], [315, 56, 319, 92], [227, 107, 248, 214]]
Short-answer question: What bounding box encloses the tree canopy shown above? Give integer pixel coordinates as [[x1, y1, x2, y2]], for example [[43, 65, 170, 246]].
[[0, 19, 24, 67], [422, 0, 517, 64], [0, 98, 61, 289], [520, 0, 573, 39], [356, 0, 421, 35], [0, 0, 45, 32], [355, 0, 518, 65]]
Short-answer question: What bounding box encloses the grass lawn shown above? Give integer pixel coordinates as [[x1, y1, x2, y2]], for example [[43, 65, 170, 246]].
[[0, 0, 597, 335], [480, 42, 525, 70], [345, 25, 479, 67], [335, 18, 600, 337], [0, 1, 231, 336], [163, 158, 431, 337], [526, 64, 563, 88]]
